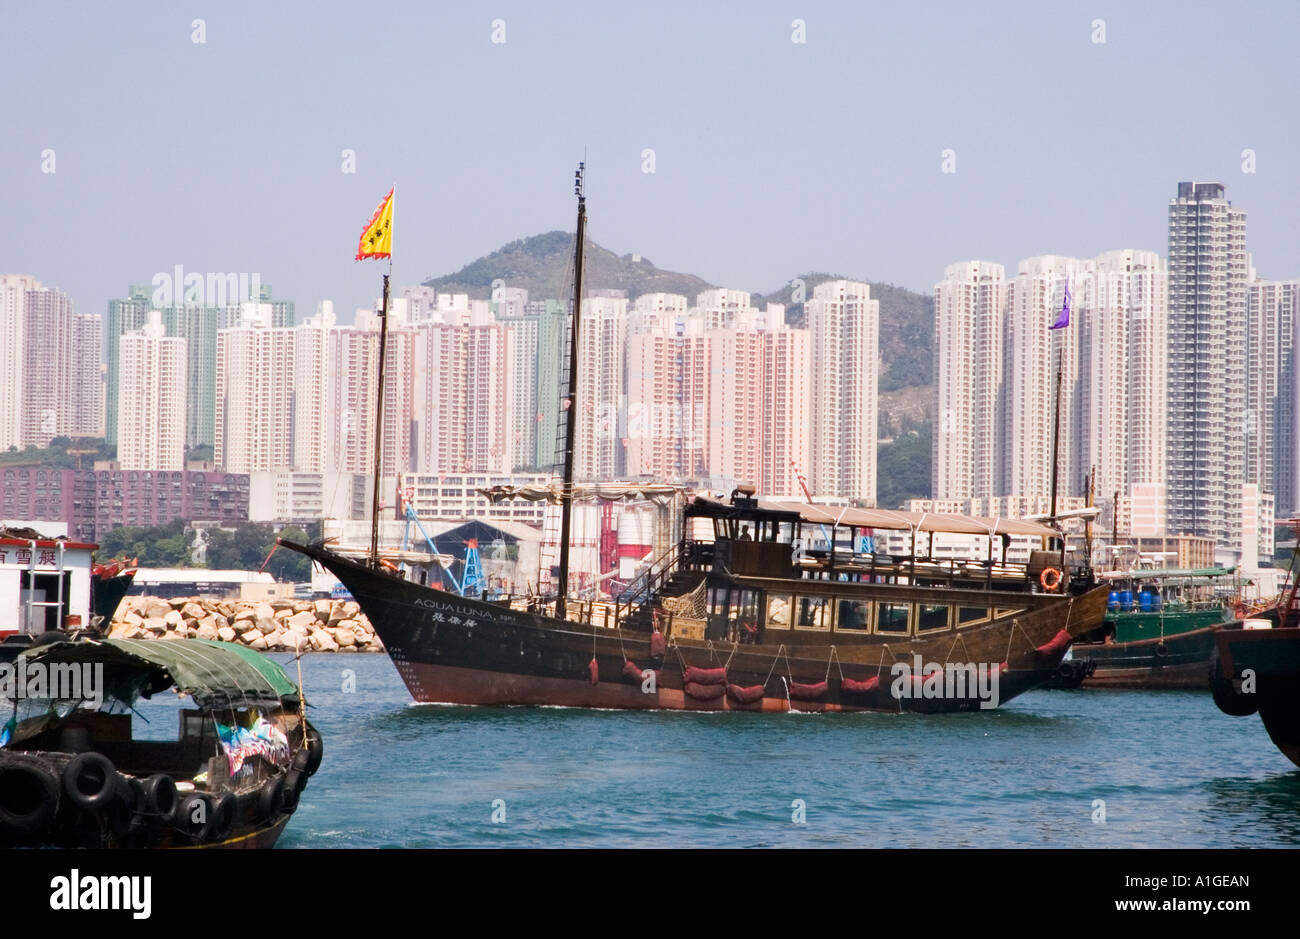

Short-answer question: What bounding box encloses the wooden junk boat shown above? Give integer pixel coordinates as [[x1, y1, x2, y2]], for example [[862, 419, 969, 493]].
[[282, 162, 1109, 713], [0, 638, 321, 848]]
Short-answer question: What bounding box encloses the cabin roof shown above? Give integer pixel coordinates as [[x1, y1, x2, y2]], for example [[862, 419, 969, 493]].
[[1098, 566, 1237, 581], [692, 496, 1058, 538], [21, 637, 302, 707]]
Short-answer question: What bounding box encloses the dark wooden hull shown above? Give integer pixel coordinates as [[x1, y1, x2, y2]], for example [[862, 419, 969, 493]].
[[1074, 625, 1220, 689], [286, 541, 1110, 714], [1214, 626, 1300, 769]]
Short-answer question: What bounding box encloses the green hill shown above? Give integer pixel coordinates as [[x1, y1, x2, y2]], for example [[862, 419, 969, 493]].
[[425, 239, 934, 395], [422, 231, 714, 303]]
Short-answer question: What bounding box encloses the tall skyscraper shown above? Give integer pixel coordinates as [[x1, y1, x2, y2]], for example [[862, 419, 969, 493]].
[[413, 303, 510, 476], [574, 292, 628, 481], [1080, 250, 1168, 511], [932, 261, 1007, 500], [117, 311, 186, 470], [1002, 256, 1085, 503], [1166, 182, 1249, 546], [757, 317, 812, 498], [1, 275, 102, 451], [806, 280, 878, 502], [70, 313, 105, 438], [626, 310, 708, 480], [215, 305, 297, 473], [532, 300, 568, 469], [1247, 276, 1299, 517], [105, 286, 152, 446]]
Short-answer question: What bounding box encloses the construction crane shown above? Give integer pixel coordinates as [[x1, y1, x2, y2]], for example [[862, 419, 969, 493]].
[[397, 484, 464, 594]]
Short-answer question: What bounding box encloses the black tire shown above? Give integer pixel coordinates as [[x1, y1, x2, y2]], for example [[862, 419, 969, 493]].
[[62, 752, 117, 811], [106, 777, 134, 840], [174, 792, 215, 843], [1056, 662, 1075, 680], [303, 725, 324, 777], [142, 774, 177, 818], [0, 757, 60, 843], [258, 775, 284, 821], [1154, 642, 1169, 659], [210, 791, 236, 842], [1209, 646, 1258, 717], [280, 774, 301, 815]]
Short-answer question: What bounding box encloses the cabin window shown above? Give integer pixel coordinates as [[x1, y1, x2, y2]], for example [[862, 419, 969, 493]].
[[836, 598, 871, 631], [794, 596, 830, 630], [917, 604, 950, 631], [766, 594, 792, 629], [957, 606, 989, 627], [876, 602, 910, 633], [730, 589, 759, 630]]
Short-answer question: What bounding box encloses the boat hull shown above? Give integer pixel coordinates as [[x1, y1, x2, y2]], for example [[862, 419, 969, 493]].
[[286, 541, 1109, 714], [1213, 626, 1300, 769], [1074, 624, 1220, 689]]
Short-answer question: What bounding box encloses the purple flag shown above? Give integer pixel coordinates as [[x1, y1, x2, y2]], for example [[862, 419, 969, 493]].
[[1049, 277, 1071, 330]]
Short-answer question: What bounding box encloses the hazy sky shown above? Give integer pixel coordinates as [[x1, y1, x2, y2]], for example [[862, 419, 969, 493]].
[[3, 1, 1298, 322]]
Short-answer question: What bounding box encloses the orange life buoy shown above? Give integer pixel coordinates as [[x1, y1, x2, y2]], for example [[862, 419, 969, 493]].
[[1040, 567, 1063, 591], [379, 558, 399, 573]]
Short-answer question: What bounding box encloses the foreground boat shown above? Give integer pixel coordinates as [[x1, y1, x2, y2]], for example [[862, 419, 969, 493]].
[[1069, 567, 1240, 689], [0, 638, 321, 848], [1210, 521, 1300, 768]]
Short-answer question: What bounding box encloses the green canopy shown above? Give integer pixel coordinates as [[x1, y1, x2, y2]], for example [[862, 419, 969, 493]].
[[21, 638, 302, 707]]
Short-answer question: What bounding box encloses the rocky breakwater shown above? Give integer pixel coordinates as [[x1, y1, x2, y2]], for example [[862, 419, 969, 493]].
[[107, 596, 384, 653]]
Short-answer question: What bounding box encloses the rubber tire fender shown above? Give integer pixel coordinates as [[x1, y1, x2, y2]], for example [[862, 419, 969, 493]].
[[0, 757, 60, 842], [210, 791, 236, 842], [1209, 645, 1258, 717], [174, 792, 215, 843], [142, 774, 177, 818], [303, 724, 324, 777], [258, 775, 284, 821], [63, 752, 118, 811]]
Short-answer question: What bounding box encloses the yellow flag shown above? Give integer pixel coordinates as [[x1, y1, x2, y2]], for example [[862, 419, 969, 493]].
[[355, 187, 394, 261]]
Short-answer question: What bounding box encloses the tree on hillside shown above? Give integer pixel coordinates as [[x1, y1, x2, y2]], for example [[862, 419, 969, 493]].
[[204, 523, 312, 582], [97, 518, 196, 566]]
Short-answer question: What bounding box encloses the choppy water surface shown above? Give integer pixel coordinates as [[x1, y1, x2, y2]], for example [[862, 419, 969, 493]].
[[270, 653, 1300, 848]]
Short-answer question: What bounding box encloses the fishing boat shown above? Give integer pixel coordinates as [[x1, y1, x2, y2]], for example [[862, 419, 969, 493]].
[[1065, 566, 1243, 689], [0, 638, 321, 848], [281, 164, 1110, 713], [1209, 521, 1300, 768]]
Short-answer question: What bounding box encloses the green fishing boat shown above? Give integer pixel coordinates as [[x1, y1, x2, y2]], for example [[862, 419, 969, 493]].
[[1064, 567, 1242, 688]]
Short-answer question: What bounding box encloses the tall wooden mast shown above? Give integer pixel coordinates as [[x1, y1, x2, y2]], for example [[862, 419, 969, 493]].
[[369, 273, 391, 568], [556, 163, 586, 620]]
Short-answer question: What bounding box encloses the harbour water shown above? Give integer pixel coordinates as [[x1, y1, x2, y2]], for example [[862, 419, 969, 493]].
[[267, 653, 1300, 849]]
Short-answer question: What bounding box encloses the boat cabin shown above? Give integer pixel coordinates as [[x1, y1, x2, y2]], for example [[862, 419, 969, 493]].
[[0, 533, 95, 639], [639, 488, 1071, 643]]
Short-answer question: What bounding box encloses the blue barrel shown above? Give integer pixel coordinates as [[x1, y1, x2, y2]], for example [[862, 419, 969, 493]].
[[1107, 590, 1120, 612], [1138, 589, 1154, 612], [1119, 590, 1134, 612]]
